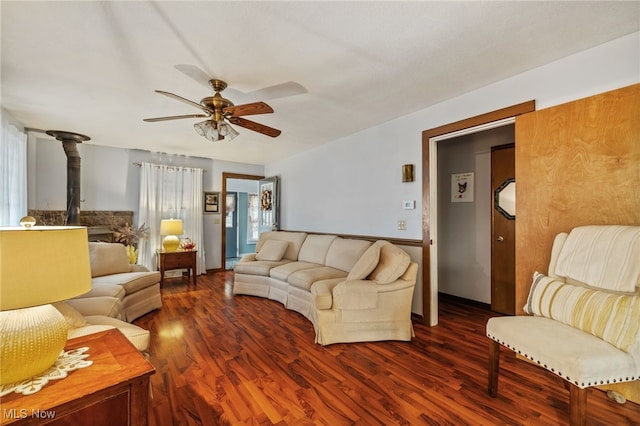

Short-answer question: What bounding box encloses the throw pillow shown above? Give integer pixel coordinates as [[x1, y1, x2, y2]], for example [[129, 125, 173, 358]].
[[347, 243, 381, 280], [367, 241, 411, 284], [255, 239, 289, 261], [525, 272, 640, 352], [52, 301, 87, 329]]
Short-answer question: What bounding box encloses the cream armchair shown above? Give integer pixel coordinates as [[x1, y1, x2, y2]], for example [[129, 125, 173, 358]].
[[486, 225, 640, 425]]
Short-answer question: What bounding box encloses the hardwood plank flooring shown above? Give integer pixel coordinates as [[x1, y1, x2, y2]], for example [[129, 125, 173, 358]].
[[134, 272, 640, 425]]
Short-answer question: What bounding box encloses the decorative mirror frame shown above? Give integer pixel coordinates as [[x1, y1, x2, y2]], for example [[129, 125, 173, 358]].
[[494, 178, 516, 220]]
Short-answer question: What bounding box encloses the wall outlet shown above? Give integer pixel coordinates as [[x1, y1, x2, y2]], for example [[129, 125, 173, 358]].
[[397, 220, 407, 230]]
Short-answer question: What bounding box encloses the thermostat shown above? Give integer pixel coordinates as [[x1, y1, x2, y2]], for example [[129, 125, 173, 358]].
[[402, 200, 415, 210]]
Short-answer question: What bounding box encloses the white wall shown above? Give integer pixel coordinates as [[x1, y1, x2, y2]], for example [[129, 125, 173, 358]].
[[266, 32, 639, 237], [27, 141, 264, 270], [266, 32, 639, 317]]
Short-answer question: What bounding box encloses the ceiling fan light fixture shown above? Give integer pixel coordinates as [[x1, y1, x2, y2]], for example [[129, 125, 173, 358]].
[[218, 121, 239, 141], [194, 120, 221, 142]]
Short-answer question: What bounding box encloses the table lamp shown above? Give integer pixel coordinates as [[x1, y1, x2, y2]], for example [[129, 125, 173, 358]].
[[160, 219, 183, 252], [0, 226, 92, 385]]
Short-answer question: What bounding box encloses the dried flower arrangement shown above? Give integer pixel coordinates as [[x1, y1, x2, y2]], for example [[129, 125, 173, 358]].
[[113, 223, 149, 247]]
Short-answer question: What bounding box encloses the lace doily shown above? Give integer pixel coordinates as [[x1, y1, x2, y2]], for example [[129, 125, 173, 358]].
[[0, 347, 92, 396]]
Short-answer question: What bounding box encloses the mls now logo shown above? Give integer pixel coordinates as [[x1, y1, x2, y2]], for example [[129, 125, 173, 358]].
[[4, 409, 56, 419]]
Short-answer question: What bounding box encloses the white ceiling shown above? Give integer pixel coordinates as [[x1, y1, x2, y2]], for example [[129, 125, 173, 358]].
[[2, 1, 639, 165]]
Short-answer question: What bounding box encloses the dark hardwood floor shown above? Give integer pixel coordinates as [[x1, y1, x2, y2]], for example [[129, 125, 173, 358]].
[[134, 272, 640, 425]]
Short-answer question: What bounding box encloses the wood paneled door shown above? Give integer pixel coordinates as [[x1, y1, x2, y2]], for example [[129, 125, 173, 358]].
[[491, 144, 515, 314]]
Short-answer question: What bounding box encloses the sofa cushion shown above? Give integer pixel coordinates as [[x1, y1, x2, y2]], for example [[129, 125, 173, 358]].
[[325, 239, 372, 272], [525, 272, 640, 352], [64, 296, 124, 320], [234, 260, 290, 276], [554, 225, 640, 293], [255, 239, 289, 261], [89, 242, 131, 277], [92, 271, 161, 295], [288, 266, 347, 291], [347, 243, 381, 280], [256, 231, 307, 261], [270, 261, 319, 281], [53, 301, 87, 328], [333, 280, 379, 310], [75, 282, 126, 300], [368, 241, 411, 284], [298, 235, 338, 265], [311, 278, 345, 310], [84, 316, 150, 352]]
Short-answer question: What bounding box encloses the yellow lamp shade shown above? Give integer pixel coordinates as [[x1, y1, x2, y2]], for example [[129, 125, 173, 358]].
[[0, 227, 92, 310], [0, 226, 93, 385], [160, 219, 183, 236]]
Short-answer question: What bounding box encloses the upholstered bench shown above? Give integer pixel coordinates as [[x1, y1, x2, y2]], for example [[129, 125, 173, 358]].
[[487, 225, 640, 425]]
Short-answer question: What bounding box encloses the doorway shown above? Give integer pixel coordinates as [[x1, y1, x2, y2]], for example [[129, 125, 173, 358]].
[[421, 101, 536, 325], [435, 125, 514, 309], [222, 173, 264, 271]]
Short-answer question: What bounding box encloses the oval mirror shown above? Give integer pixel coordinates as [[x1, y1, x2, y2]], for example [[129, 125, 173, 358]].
[[495, 178, 515, 220]]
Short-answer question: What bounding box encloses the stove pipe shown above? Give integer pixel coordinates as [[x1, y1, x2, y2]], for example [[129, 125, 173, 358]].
[[45, 131, 91, 226]]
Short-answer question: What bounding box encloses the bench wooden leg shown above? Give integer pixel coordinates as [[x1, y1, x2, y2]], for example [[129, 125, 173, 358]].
[[569, 384, 587, 426], [488, 339, 500, 397]]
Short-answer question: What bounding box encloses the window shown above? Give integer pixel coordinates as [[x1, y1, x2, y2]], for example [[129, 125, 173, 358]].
[[247, 193, 259, 243]]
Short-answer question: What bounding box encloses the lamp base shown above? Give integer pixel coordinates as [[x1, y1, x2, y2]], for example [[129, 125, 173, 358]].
[[0, 305, 68, 385], [162, 235, 180, 252]]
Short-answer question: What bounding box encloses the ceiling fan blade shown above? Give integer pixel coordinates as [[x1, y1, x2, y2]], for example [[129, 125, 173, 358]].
[[155, 90, 211, 113], [228, 117, 281, 138], [143, 114, 208, 122], [224, 102, 274, 117]]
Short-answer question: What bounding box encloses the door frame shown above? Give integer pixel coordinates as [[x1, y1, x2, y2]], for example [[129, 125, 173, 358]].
[[421, 101, 535, 325], [222, 172, 264, 271]]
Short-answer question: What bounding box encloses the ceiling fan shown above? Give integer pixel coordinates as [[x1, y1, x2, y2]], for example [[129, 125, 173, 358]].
[[144, 79, 281, 141]]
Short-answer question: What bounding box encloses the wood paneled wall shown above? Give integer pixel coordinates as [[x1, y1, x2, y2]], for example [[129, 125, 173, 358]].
[[514, 83, 640, 313]]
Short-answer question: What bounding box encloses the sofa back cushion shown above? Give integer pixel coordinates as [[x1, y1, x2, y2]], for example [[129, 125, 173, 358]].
[[347, 243, 381, 280], [325, 238, 372, 272], [255, 239, 289, 261], [298, 234, 338, 265], [89, 242, 131, 277], [256, 231, 307, 261], [554, 225, 640, 293], [525, 272, 640, 353], [368, 241, 411, 284]]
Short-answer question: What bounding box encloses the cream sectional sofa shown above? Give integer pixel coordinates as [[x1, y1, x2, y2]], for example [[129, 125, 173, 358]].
[[71, 242, 162, 321], [233, 231, 418, 345]]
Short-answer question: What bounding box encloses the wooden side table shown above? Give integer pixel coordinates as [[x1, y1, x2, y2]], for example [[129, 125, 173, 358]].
[[1, 329, 155, 425], [157, 249, 197, 287]]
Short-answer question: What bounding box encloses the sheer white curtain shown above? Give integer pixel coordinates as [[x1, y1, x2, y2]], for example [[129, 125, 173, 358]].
[[137, 162, 205, 274], [0, 114, 27, 226]]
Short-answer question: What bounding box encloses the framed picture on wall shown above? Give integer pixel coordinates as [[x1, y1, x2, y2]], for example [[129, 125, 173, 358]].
[[204, 191, 220, 213], [451, 172, 474, 202]]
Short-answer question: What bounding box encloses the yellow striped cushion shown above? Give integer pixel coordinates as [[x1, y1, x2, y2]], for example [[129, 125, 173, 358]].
[[525, 272, 640, 352]]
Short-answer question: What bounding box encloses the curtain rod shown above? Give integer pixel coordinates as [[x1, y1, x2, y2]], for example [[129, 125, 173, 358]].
[[133, 162, 207, 172]]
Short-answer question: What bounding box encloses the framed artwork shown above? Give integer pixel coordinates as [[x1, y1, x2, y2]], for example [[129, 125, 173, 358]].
[[451, 172, 474, 202], [204, 191, 220, 213]]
